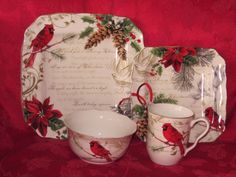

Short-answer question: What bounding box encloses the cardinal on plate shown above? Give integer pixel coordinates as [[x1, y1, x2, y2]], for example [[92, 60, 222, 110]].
[[25, 24, 54, 68]]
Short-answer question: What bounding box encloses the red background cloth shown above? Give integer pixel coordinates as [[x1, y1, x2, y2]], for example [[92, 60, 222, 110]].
[[0, 0, 236, 176]]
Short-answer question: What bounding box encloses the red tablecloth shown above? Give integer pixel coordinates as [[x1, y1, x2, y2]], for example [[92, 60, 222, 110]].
[[0, 0, 236, 176]]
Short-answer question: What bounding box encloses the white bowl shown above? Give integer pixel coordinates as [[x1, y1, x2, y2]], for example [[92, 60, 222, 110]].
[[64, 110, 137, 164]]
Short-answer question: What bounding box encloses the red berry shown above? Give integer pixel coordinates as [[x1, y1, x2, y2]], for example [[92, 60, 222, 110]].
[[130, 32, 136, 39], [125, 38, 130, 42], [130, 33, 136, 39], [137, 39, 141, 43]]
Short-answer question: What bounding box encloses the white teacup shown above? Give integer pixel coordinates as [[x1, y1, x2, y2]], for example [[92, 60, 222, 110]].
[[64, 110, 137, 164], [146, 103, 210, 166]]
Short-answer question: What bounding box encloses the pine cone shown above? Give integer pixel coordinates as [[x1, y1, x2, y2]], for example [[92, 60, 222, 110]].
[[85, 25, 112, 49], [112, 30, 127, 60], [136, 119, 148, 140]]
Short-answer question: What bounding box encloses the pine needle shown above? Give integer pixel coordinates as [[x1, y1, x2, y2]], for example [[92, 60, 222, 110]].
[[172, 65, 195, 91], [196, 48, 215, 66], [153, 93, 178, 104], [50, 49, 65, 60]]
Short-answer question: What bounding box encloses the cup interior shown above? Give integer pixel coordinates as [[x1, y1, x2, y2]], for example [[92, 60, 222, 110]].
[[149, 103, 193, 118], [64, 110, 137, 138]]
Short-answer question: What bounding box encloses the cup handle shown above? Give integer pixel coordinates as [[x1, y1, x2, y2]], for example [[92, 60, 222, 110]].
[[184, 118, 210, 156]]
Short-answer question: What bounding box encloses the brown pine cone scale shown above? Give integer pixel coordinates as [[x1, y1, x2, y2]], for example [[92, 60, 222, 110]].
[[85, 26, 111, 49], [112, 31, 127, 60]]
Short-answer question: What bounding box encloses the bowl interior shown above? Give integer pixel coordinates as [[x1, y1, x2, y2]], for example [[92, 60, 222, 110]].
[[65, 110, 137, 138]]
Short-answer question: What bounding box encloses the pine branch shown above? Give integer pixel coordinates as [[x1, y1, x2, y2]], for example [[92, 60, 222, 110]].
[[48, 49, 65, 60], [196, 48, 215, 66], [172, 65, 195, 91], [62, 33, 77, 42], [130, 41, 141, 52], [79, 26, 94, 39], [132, 104, 146, 117], [153, 93, 178, 104], [81, 16, 95, 24]]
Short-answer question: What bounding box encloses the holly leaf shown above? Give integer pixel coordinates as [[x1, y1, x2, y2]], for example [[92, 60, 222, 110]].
[[79, 26, 94, 39], [150, 47, 166, 57], [122, 19, 135, 34], [183, 55, 198, 66], [101, 14, 113, 25], [157, 66, 163, 76], [130, 41, 141, 52], [122, 18, 133, 26], [48, 118, 65, 131], [81, 16, 95, 24]]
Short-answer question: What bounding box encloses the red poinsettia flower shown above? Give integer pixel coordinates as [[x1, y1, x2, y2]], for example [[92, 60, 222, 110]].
[[160, 47, 196, 73], [24, 97, 63, 137], [204, 107, 225, 132]]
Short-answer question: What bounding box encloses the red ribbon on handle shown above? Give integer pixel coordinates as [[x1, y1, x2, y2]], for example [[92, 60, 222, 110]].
[[118, 82, 153, 110], [136, 82, 153, 106]]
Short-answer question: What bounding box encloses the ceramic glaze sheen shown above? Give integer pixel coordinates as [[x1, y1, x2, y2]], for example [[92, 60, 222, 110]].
[[65, 110, 137, 138], [65, 110, 137, 164]]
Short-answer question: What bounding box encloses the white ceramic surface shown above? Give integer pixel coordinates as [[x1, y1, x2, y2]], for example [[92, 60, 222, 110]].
[[132, 47, 226, 142], [65, 110, 137, 164], [21, 13, 143, 139], [146, 104, 210, 166]]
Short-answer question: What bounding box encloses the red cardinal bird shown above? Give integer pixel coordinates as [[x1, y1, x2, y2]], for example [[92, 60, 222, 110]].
[[204, 107, 225, 131], [89, 141, 112, 162], [25, 24, 54, 67], [162, 123, 185, 155]]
